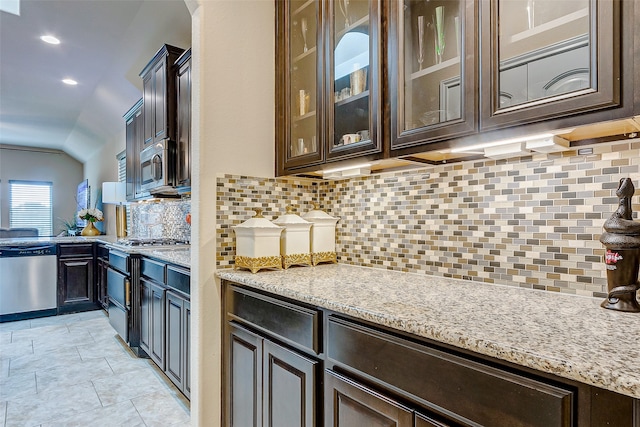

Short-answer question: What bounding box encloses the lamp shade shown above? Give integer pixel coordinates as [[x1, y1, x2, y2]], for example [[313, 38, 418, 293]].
[[102, 182, 126, 204]]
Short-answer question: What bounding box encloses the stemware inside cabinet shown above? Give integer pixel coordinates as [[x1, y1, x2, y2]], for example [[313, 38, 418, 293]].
[[389, 0, 477, 153], [279, 0, 324, 171]]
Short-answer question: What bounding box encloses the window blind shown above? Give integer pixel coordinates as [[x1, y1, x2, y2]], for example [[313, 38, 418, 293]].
[[9, 180, 53, 237]]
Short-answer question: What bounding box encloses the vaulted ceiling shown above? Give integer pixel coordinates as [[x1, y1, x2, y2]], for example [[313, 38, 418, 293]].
[[0, 0, 191, 163]]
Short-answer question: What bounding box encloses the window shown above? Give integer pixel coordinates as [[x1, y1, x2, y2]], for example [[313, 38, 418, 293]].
[[9, 180, 53, 237]]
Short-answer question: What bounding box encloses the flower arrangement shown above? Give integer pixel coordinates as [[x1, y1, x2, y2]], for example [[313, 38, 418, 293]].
[[78, 208, 103, 223]]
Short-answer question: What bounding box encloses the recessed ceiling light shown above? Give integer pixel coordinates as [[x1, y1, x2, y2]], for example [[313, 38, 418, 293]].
[[62, 78, 78, 85], [40, 35, 60, 45]]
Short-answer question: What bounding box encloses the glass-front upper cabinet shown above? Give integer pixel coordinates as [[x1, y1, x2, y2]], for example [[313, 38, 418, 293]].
[[278, 0, 323, 171], [389, 0, 477, 151], [480, 0, 620, 130], [327, 0, 382, 161]]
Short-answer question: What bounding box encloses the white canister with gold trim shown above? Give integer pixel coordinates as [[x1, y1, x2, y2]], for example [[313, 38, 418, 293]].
[[232, 209, 283, 273], [302, 203, 340, 266]]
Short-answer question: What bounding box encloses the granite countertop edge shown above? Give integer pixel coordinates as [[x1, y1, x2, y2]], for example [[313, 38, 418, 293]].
[[0, 236, 190, 268], [217, 263, 640, 400]]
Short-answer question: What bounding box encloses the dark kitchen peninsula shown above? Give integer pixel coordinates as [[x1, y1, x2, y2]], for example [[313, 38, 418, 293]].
[[219, 264, 640, 427]]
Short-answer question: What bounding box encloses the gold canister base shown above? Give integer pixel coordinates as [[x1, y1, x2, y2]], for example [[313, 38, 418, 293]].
[[235, 255, 283, 274], [282, 253, 312, 269], [311, 251, 337, 266]]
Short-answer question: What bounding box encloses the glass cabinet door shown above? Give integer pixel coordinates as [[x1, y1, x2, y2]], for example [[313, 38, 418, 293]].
[[327, 0, 381, 160], [481, 0, 620, 130], [281, 0, 323, 169], [389, 0, 476, 151]]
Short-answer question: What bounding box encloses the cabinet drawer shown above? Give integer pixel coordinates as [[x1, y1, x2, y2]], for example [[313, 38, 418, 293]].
[[141, 257, 166, 283], [58, 243, 94, 258], [167, 265, 190, 296], [109, 251, 129, 274], [327, 317, 574, 427], [226, 285, 320, 355]]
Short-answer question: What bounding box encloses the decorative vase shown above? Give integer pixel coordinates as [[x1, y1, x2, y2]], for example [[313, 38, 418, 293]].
[[81, 222, 100, 236]]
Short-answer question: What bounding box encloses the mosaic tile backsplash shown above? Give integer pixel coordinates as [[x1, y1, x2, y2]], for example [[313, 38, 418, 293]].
[[129, 199, 191, 241], [216, 139, 640, 298]]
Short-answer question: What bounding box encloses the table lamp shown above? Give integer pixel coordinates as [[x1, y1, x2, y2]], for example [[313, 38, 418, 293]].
[[102, 182, 127, 238]]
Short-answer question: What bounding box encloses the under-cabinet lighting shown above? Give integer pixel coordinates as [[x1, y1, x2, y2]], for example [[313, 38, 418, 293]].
[[322, 163, 372, 179], [40, 35, 60, 45], [450, 133, 555, 153], [484, 142, 530, 159], [62, 78, 77, 85], [525, 136, 570, 153]]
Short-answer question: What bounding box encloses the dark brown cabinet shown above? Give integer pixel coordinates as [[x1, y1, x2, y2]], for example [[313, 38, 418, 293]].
[[175, 49, 191, 188], [276, 0, 638, 172], [166, 290, 190, 398], [388, 0, 478, 151], [140, 257, 167, 368], [276, 0, 384, 175], [140, 44, 184, 148], [224, 285, 320, 427], [57, 243, 96, 314], [478, 0, 632, 132], [140, 278, 165, 368], [324, 370, 413, 427], [227, 322, 318, 427], [223, 280, 638, 427], [139, 258, 190, 399], [124, 99, 147, 201]]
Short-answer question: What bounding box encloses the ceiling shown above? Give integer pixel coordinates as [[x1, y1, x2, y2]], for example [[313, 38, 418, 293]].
[[0, 0, 192, 163]]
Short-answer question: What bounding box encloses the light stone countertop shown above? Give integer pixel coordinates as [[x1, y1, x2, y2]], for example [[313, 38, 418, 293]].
[[217, 263, 640, 400], [102, 240, 191, 269], [0, 236, 190, 269], [0, 235, 116, 246]]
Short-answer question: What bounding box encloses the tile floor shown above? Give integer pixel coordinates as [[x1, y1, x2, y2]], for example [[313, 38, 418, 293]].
[[0, 310, 191, 426]]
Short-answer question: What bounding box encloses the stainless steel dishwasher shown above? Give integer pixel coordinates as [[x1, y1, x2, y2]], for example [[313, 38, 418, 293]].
[[0, 244, 58, 321]]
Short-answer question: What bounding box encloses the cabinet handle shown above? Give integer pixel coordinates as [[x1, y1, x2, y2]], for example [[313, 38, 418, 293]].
[[125, 279, 131, 309], [151, 154, 163, 180]]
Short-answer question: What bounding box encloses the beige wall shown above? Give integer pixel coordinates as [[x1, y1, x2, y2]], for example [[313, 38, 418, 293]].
[[188, 0, 275, 424], [0, 146, 83, 235], [83, 130, 125, 236]]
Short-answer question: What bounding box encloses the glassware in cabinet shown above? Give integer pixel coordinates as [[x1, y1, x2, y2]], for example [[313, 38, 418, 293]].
[[280, 0, 323, 169], [389, 0, 477, 152], [327, 0, 382, 161]]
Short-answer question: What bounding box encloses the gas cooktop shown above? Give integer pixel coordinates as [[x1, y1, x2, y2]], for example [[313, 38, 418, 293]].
[[116, 237, 190, 247]]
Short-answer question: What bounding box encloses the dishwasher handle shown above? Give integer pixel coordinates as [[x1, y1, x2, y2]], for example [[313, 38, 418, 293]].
[[125, 279, 131, 310], [0, 244, 56, 257]]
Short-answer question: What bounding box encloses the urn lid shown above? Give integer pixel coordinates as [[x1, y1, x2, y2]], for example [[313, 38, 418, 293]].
[[302, 203, 339, 223], [273, 205, 312, 227], [233, 209, 283, 230]]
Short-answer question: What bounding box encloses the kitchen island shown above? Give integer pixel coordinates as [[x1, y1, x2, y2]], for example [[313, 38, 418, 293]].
[[219, 263, 640, 426]]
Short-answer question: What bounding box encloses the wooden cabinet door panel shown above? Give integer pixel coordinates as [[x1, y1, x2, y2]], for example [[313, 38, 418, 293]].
[[143, 74, 153, 146], [140, 279, 152, 355], [153, 60, 167, 142], [183, 299, 191, 399], [264, 340, 317, 427], [150, 282, 166, 369], [165, 291, 185, 390], [325, 370, 412, 427], [228, 323, 263, 427], [58, 257, 94, 306]]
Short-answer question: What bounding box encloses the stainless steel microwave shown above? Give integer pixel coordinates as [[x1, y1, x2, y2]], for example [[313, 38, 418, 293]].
[[140, 139, 175, 194]]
